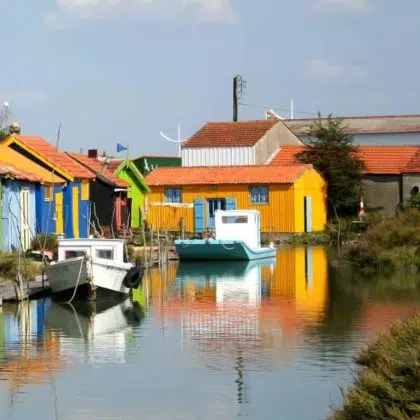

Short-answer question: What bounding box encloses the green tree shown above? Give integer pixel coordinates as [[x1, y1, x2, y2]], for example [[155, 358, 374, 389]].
[[296, 113, 365, 218]]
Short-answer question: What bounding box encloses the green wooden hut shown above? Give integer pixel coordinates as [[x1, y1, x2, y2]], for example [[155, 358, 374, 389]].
[[110, 160, 150, 228]]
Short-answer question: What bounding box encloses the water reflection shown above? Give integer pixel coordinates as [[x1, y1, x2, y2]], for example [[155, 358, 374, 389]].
[[0, 246, 419, 420]]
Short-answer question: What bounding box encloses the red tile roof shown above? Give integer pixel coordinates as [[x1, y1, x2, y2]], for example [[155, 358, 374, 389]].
[[404, 149, 420, 173], [145, 165, 312, 186], [0, 161, 42, 182], [358, 146, 419, 174], [66, 153, 130, 188], [182, 120, 279, 148], [271, 145, 420, 175], [13, 136, 94, 180], [282, 114, 420, 135], [102, 159, 123, 173], [270, 145, 305, 165]]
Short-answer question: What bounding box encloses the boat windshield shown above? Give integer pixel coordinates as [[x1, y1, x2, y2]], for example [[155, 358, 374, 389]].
[[64, 250, 87, 259]]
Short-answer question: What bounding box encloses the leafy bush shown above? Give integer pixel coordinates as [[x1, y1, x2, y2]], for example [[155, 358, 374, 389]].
[[0, 252, 42, 282], [344, 209, 420, 274], [31, 234, 58, 252], [330, 312, 420, 419], [345, 242, 394, 276]]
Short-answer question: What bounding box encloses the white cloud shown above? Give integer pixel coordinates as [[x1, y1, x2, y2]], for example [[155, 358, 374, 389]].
[[306, 59, 365, 79], [314, 0, 369, 11], [46, 0, 234, 25]]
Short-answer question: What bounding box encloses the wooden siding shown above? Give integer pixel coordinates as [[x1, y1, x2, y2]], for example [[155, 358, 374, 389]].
[[115, 165, 146, 228], [293, 167, 327, 232], [147, 184, 295, 233], [146, 168, 326, 233]]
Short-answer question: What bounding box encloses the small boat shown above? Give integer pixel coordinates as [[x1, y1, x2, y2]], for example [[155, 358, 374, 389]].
[[45, 238, 143, 300], [175, 209, 276, 261]]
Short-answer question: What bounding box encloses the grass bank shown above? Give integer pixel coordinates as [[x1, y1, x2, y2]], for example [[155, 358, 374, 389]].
[[343, 209, 420, 275], [330, 312, 420, 419]]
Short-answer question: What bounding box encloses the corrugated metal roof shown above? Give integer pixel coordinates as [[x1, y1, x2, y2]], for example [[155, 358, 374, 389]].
[[13, 135, 95, 179], [182, 120, 279, 148], [283, 115, 420, 135], [0, 145, 66, 184], [66, 153, 130, 188], [145, 165, 312, 186]]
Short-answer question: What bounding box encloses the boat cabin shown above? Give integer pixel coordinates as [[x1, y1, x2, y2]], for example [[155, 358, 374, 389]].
[[57, 239, 126, 262], [214, 210, 261, 249]]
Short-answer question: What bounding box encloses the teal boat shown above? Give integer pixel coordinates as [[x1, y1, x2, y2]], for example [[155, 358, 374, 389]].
[[175, 209, 276, 261]]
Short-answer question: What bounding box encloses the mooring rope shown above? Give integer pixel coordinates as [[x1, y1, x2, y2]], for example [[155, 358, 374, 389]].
[[65, 257, 85, 304]]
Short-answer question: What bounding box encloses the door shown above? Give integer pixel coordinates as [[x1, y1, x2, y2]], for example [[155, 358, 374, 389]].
[[72, 186, 80, 238], [207, 198, 226, 229], [304, 196, 312, 233], [194, 198, 204, 233], [55, 192, 64, 234], [20, 188, 31, 251]]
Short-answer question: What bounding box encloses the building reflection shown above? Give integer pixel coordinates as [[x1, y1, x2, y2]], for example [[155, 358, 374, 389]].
[[0, 284, 148, 395], [0, 299, 63, 399]]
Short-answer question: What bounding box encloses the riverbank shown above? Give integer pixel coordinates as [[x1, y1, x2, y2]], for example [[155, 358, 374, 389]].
[[330, 312, 420, 419], [342, 209, 420, 276]]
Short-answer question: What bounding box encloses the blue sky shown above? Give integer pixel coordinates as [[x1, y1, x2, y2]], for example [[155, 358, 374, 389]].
[[1, 0, 419, 156]]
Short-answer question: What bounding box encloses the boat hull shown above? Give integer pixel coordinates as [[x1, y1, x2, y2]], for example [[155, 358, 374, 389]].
[[45, 257, 133, 298], [175, 239, 276, 261]]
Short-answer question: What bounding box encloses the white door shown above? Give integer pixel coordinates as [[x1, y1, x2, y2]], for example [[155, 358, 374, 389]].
[[20, 188, 31, 251]]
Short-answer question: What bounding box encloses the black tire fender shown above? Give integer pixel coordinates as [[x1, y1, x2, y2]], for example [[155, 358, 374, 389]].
[[123, 265, 143, 289]]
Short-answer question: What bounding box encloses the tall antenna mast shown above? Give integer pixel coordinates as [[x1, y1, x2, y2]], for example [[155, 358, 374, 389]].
[[290, 98, 294, 120], [159, 123, 186, 157]]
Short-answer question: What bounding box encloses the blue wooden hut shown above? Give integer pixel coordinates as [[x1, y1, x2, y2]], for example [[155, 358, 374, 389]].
[[2, 135, 95, 239], [0, 162, 40, 251]]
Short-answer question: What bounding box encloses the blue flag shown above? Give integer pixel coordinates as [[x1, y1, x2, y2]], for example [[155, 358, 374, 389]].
[[117, 143, 128, 153]]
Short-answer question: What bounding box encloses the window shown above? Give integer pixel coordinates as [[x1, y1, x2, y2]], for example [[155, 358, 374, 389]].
[[250, 186, 269, 204], [222, 215, 248, 224], [44, 184, 53, 201], [165, 188, 182, 203], [81, 180, 90, 201], [64, 250, 86, 259], [96, 249, 114, 260]]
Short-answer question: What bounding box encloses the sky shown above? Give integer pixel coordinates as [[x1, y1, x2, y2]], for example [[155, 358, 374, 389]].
[[1, 0, 419, 157]]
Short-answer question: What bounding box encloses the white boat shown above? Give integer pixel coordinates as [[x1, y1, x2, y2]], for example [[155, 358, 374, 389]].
[[175, 209, 276, 261], [45, 238, 143, 300]]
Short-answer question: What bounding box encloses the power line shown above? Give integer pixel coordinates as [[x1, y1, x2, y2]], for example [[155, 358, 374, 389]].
[[239, 101, 319, 117]]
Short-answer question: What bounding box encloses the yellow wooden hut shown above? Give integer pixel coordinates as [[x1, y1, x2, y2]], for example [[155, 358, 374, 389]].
[[145, 164, 326, 234]]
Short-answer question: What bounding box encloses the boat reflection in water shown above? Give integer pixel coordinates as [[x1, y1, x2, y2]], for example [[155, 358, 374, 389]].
[[44, 292, 146, 365]]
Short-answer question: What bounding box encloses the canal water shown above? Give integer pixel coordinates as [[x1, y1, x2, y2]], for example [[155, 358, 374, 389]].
[[0, 246, 419, 420]]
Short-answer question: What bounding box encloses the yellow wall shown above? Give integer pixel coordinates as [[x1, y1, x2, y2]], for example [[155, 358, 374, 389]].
[[147, 184, 295, 233], [146, 168, 327, 234], [293, 167, 327, 232]]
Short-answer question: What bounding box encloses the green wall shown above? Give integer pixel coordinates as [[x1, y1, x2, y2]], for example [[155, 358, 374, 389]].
[[115, 162, 150, 229], [133, 156, 181, 176]]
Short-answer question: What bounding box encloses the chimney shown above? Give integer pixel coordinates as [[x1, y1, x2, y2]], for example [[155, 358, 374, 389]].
[[88, 149, 98, 159]]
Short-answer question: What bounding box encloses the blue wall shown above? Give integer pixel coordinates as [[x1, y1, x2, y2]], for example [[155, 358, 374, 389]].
[[1, 180, 36, 252], [63, 180, 90, 239], [35, 184, 64, 234]]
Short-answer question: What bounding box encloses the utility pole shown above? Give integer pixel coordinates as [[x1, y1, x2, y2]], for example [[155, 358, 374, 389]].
[[233, 75, 246, 122]]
